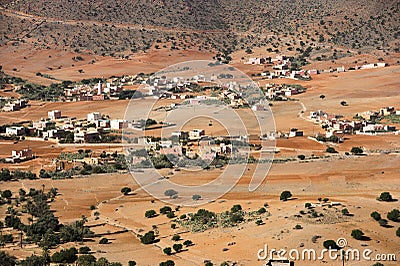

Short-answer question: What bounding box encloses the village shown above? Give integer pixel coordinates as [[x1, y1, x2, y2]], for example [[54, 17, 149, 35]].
[[309, 106, 400, 142], [2, 66, 399, 167], [0, 97, 28, 112], [244, 54, 388, 80], [1, 1, 400, 265]]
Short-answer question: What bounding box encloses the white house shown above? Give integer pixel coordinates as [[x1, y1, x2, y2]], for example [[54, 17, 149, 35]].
[[74, 129, 100, 143], [48, 110, 62, 120], [6, 126, 25, 136], [289, 128, 303, 138], [189, 129, 205, 140], [110, 119, 128, 130], [87, 112, 101, 121]]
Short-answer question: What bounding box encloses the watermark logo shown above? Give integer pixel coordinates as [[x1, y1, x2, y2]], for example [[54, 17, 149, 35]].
[[336, 237, 347, 248], [122, 60, 276, 206], [257, 238, 397, 263]]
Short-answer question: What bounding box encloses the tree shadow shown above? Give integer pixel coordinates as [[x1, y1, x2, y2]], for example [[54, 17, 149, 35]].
[[82, 239, 96, 243], [377, 199, 398, 202], [380, 224, 394, 228], [287, 197, 298, 201]]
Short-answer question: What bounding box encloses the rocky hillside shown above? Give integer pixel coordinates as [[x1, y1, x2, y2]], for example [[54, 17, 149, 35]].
[[1, 0, 399, 56]]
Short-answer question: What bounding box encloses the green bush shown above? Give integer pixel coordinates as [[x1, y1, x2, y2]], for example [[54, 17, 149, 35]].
[[0, 251, 17, 265], [171, 234, 181, 241], [76, 254, 96, 265], [51, 247, 78, 263], [294, 224, 303, 230], [323, 239, 339, 249], [280, 190, 292, 201], [326, 147, 337, 153], [387, 209, 399, 222], [192, 194, 201, 200], [79, 246, 91, 254], [164, 189, 178, 198], [121, 187, 131, 195], [257, 207, 266, 214], [173, 243, 183, 253], [230, 204, 242, 213], [351, 229, 364, 240], [370, 211, 381, 221], [145, 209, 157, 218], [378, 219, 388, 227], [183, 240, 193, 247], [297, 154, 306, 160], [160, 206, 172, 214], [378, 192, 393, 202], [140, 231, 156, 244], [167, 212, 175, 219], [99, 238, 109, 244], [350, 147, 363, 155], [159, 260, 175, 266], [163, 247, 172, 255]]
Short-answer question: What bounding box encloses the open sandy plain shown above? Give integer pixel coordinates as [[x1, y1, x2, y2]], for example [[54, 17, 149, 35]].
[[0, 42, 214, 84], [1, 153, 399, 265]]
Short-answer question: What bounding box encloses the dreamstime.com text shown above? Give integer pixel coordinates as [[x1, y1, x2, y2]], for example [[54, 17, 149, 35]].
[[257, 239, 397, 263]]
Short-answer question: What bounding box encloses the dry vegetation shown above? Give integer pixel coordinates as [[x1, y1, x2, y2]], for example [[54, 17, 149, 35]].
[[0, 1, 400, 265], [0, 0, 399, 58]]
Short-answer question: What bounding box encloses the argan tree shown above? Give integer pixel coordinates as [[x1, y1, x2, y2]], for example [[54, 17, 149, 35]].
[[371, 211, 381, 221], [121, 187, 131, 195], [351, 229, 364, 240], [280, 190, 292, 201]]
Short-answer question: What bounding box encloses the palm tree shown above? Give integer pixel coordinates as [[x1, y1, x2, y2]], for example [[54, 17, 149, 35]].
[[80, 215, 88, 241], [0, 221, 3, 236], [42, 247, 50, 266]]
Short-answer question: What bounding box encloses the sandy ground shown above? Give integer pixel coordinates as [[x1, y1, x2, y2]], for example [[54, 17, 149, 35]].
[[1, 154, 399, 265], [0, 46, 399, 265], [0, 42, 214, 84]]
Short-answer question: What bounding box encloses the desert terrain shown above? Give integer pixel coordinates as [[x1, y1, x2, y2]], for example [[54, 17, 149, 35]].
[[1, 1, 400, 266], [1, 63, 399, 265]]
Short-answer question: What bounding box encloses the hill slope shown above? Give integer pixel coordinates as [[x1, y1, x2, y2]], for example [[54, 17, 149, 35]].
[[0, 0, 399, 56]]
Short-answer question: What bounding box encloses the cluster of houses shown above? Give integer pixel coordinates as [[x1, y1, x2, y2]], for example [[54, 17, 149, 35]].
[[1, 98, 28, 112], [64, 81, 123, 101], [63, 74, 154, 101], [310, 106, 399, 139], [2, 109, 132, 143], [4, 147, 34, 163], [244, 54, 288, 65], [263, 83, 306, 101], [244, 55, 311, 80], [54, 151, 122, 172], [244, 53, 388, 80], [315, 62, 387, 74], [148, 73, 272, 110], [130, 128, 249, 166]]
